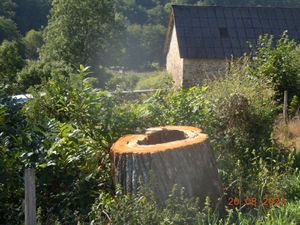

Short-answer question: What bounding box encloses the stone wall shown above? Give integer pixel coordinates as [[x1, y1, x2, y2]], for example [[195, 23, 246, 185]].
[[166, 25, 183, 87], [166, 25, 228, 87], [182, 58, 227, 87]]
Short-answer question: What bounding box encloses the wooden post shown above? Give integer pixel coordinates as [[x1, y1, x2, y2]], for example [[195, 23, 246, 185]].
[[283, 91, 288, 125], [25, 168, 36, 225]]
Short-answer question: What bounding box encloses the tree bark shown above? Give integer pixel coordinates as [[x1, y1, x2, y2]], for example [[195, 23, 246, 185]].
[[111, 126, 223, 211]]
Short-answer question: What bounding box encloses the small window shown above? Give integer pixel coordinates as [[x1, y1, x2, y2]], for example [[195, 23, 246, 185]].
[[219, 27, 229, 38]]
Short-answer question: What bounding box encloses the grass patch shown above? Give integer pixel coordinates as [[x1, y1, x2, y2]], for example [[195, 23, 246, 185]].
[[274, 117, 300, 153], [106, 70, 172, 91]]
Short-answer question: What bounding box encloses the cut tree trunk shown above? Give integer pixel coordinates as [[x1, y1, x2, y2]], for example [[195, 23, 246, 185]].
[[111, 126, 223, 211]]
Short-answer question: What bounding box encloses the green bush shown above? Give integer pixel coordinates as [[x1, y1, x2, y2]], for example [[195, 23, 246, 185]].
[[201, 59, 297, 210], [0, 40, 25, 96], [23, 29, 44, 60], [0, 101, 28, 224], [139, 86, 209, 127], [248, 32, 300, 102], [21, 66, 115, 223], [106, 70, 141, 91], [88, 186, 300, 225], [205, 58, 277, 161], [89, 187, 221, 225], [0, 16, 21, 43], [17, 59, 73, 93]]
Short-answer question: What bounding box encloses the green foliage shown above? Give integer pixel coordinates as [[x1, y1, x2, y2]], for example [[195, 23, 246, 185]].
[[135, 71, 172, 90], [248, 33, 300, 102], [0, 0, 16, 19], [0, 100, 29, 224], [89, 187, 221, 225], [120, 24, 166, 69], [289, 95, 299, 115], [1, 1, 300, 224], [41, 0, 121, 70], [140, 86, 209, 127], [114, 0, 300, 69], [17, 59, 73, 92], [106, 70, 171, 91], [202, 59, 289, 205], [0, 40, 25, 96], [89, 186, 300, 225], [24, 29, 44, 59], [1, 62, 300, 223], [15, 0, 51, 34], [18, 66, 116, 223], [205, 58, 277, 158], [106, 70, 141, 91], [0, 0, 50, 35], [0, 16, 21, 43]]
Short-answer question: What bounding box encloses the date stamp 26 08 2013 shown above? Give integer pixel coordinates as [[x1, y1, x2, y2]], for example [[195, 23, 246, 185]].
[[227, 196, 287, 207]]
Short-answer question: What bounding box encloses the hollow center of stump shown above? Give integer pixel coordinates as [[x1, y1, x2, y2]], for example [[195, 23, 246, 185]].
[[137, 130, 187, 145]]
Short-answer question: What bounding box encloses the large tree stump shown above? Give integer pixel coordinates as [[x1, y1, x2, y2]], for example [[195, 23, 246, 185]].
[[111, 126, 223, 210]]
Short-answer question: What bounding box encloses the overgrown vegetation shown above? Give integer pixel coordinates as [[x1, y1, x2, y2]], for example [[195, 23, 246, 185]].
[[1, 0, 300, 224], [106, 70, 172, 91], [1, 0, 300, 86], [1, 33, 300, 224]]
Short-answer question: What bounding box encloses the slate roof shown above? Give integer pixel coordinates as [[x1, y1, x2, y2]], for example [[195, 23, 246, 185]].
[[170, 5, 300, 58]]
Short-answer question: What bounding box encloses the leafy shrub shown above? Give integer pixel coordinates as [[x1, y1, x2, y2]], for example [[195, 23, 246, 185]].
[[21, 66, 116, 224], [88, 186, 300, 225], [139, 86, 209, 127], [0, 100, 28, 224], [23, 29, 44, 60], [248, 32, 300, 102], [106, 70, 141, 90], [205, 58, 277, 160], [17, 59, 73, 93], [0, 40, 25, 96], [0, 16, 21, 43], [120, 24, 166, 70], [200, 59, 298, 210], [89, 186, 221, 225]]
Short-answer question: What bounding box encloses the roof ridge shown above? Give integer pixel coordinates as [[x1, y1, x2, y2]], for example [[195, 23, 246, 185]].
[[168, 4, 300, 59], [171, 4, 300, 10]]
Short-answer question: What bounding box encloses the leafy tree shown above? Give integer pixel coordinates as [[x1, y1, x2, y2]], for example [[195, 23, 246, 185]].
[[0, 0, 16, 19], [0, 40, 25, 96], [14, 0, 51, 34], [121, 24, 166, 69], [23, 29, 44, 59], [248, 33, 300, 102], [17, 59, 73, 92], [21, 66, 117, 223], [41, 0, 121, 71], [0, 16, 21, 44]]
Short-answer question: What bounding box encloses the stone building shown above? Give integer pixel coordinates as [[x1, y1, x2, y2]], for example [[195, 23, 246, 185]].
[[165, 5, 300, 87]]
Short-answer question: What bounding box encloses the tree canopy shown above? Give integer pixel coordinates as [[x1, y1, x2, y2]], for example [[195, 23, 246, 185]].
[[40, 0, 121, 70], [23, 29, 43, 60], [0, 0, 16, 19], [0, 17, 21, 43], [0, 40, 25, 96], [14, 0, 51, 34]]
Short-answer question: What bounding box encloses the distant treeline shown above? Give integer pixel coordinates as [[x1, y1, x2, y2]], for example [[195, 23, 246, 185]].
[[0, 0, 300, 71]]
